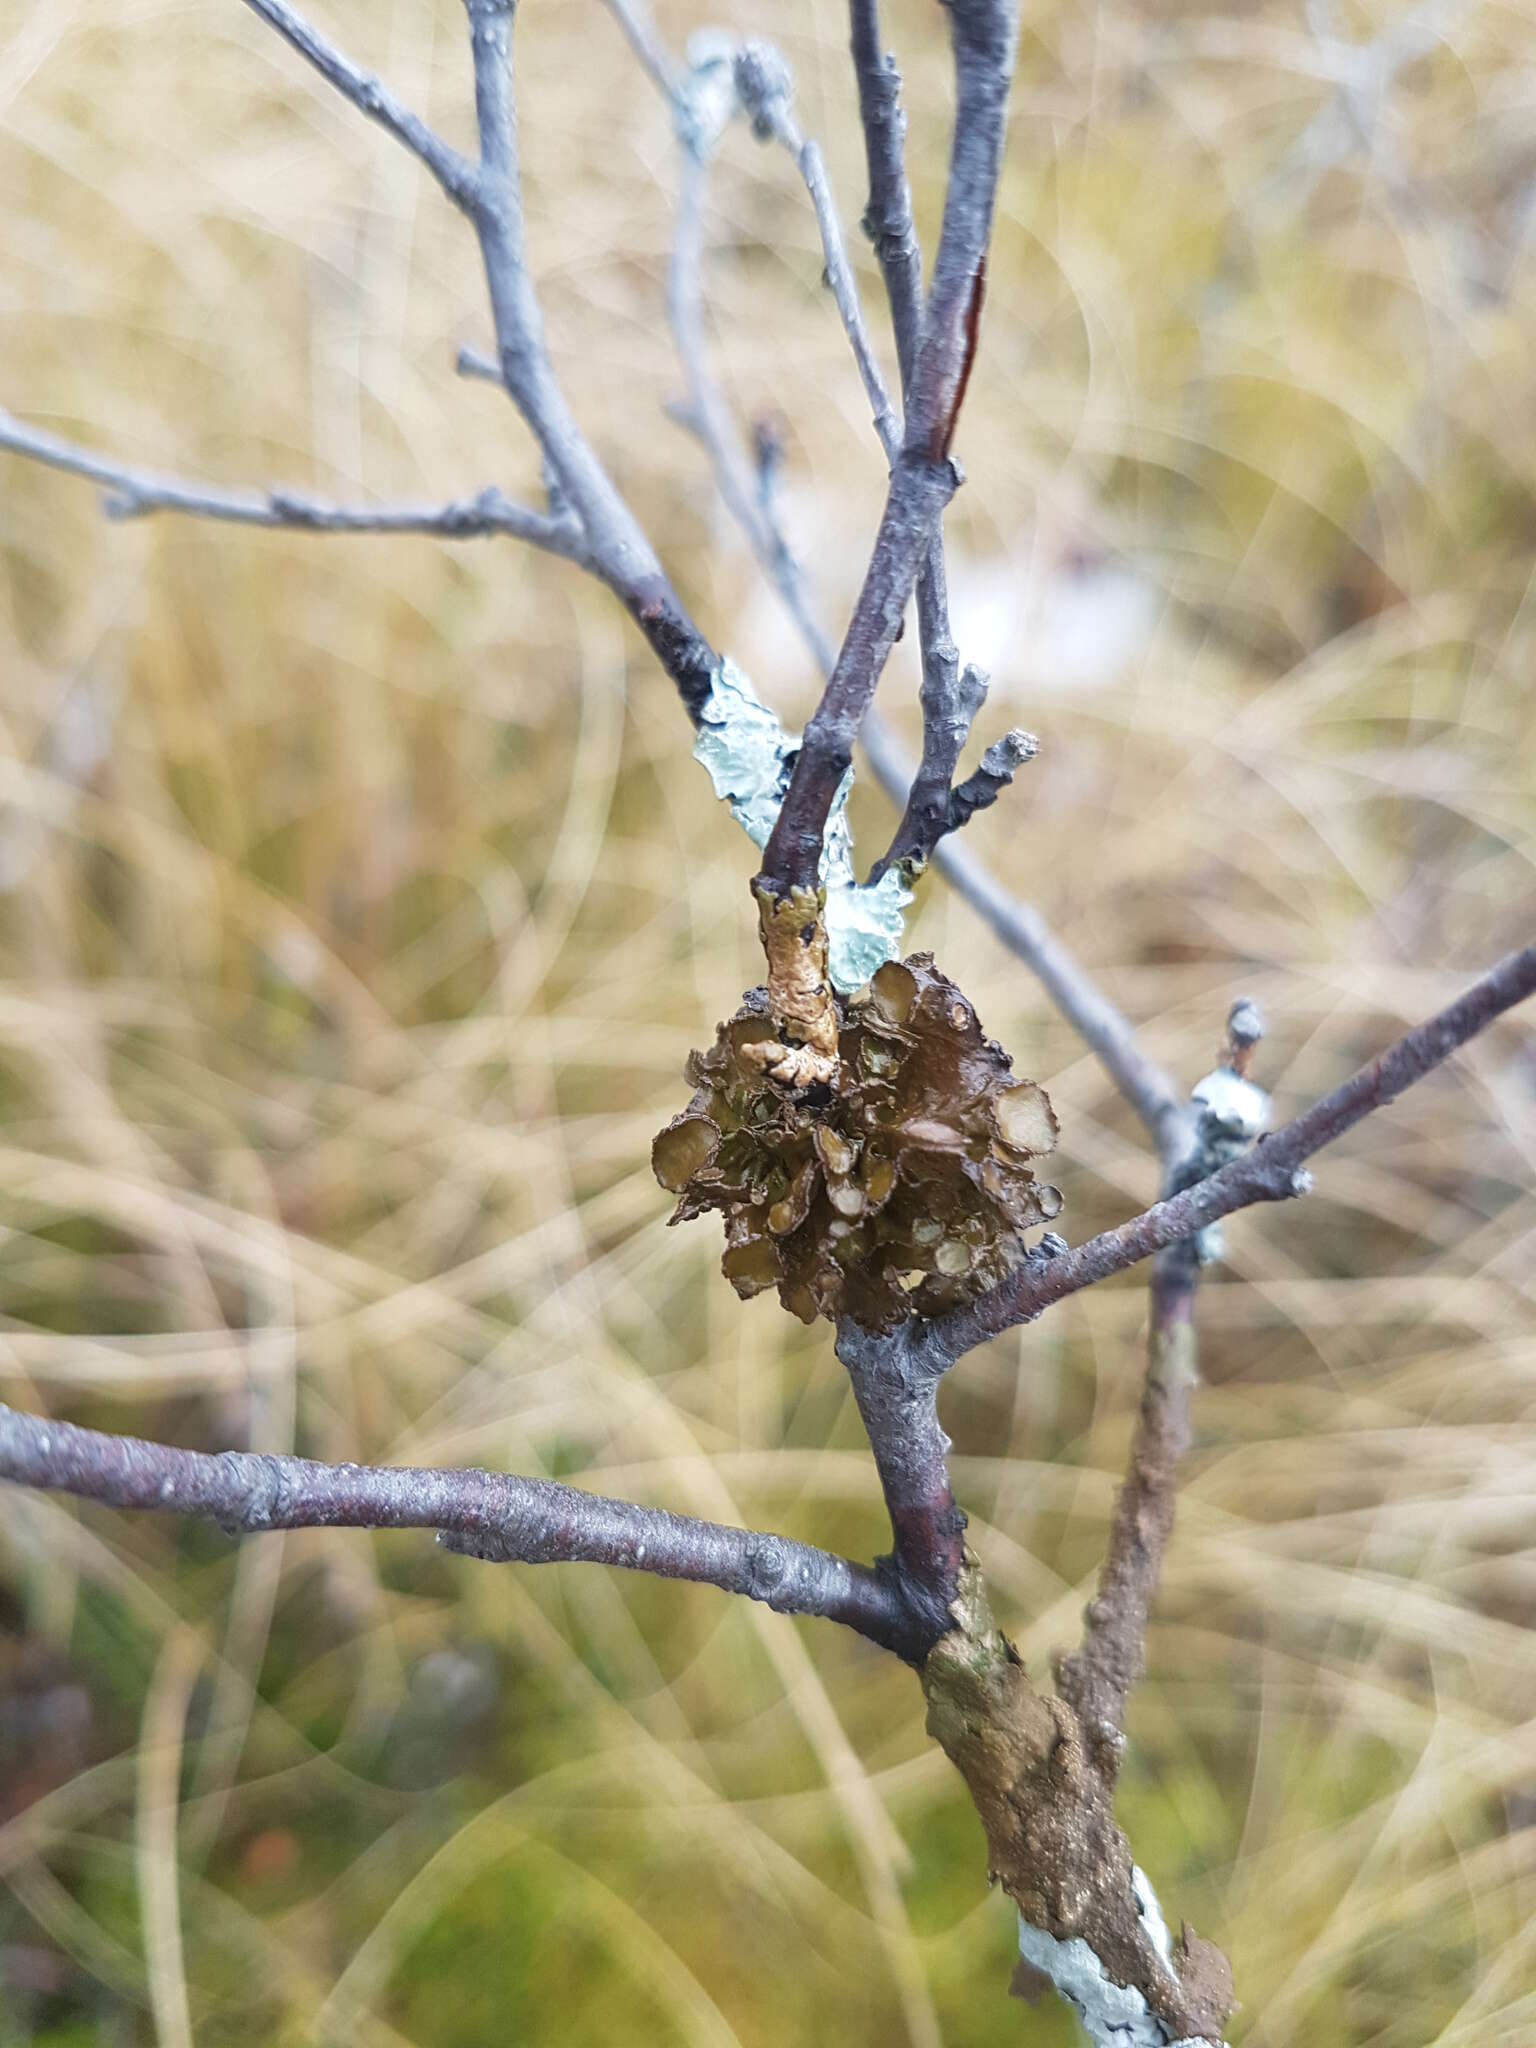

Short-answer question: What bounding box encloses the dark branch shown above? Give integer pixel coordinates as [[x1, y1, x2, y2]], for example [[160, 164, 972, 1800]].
[[942, 728, 1039, 834], [838, 1321, 967, 1652], [623, 14, 1171, 1160], [898, 942, 1536, 1375], [0, 406, 585, 554], [848, 6, 1049, 895], [849, 0, 925, 385], [0, 1402, 930, 1660], [873, 719, 1040, 880], [1055, 1001, 1267, 1766], [758, 450, 959, 898], [757, 0, 1021, 900]]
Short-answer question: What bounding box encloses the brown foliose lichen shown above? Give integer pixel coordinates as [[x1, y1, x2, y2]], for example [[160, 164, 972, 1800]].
[[652, 954, 1062, 1331]]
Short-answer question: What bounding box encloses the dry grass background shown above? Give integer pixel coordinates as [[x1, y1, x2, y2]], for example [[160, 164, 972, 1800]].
[[2, 1, 1535, 2043]]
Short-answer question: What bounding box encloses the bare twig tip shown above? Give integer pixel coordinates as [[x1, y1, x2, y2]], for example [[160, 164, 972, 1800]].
[[1226, 998, 1264, 1049]]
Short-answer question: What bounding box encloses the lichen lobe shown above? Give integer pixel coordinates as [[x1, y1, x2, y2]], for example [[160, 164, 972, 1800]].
[[652, 954, 1063, 1329]]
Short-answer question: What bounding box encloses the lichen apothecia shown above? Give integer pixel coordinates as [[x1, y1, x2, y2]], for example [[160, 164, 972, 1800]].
[[653, 954, 1062, 1331]]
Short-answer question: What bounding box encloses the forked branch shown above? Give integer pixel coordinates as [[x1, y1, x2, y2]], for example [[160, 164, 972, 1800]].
[[911, 941, 1536, 1375], [0, 406, 584, 553], [756, 0, 1022, 899], [240, 0, 725, 723], [6, 942, 1523, 1671], [620, 5, 1182, 1160]]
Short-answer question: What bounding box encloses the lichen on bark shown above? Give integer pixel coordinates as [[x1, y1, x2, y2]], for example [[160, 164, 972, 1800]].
[[652, 953, 1062, 1329], [920, 1562, 1234, 2045]]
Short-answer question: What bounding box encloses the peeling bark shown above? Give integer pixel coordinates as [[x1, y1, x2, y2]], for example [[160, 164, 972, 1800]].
[[745, 884, 842, 1087], [920, 1564, 1235, 2044]]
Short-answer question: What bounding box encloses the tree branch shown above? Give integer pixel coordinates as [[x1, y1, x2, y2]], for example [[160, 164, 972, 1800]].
[[239, 0, 482, 209], [0, 1401, 931, 1661], [837, 1322, 967, 1645], [0, 2, 724, 725], [848, 0, 925, 384], [457, 0, 726, 722], [847, 3, 999, 887], [618, 13, 1180, 1166], [1055, 1001, 1267, 1768], [735, 18, 997, 900], [664, 64, 838, 678], [600, 0, 686, 108], [231, 0, 725, 724], [757, 0, 1021, 900], [899, 941, 1536, 1374], [731, 44, 902, 463], [0, 405, 586, 554]]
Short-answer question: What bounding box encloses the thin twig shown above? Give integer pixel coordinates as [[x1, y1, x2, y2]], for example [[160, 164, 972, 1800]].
[[0, 406, 586, 554], [666, 113, 835, 672], [758, 0, 1021, 899], [599, 0, 686, 108], [901, 942, 1536, 1374], [233, 0, 723, 723], [1055, 1000, 1266, 1768], [0, 1402, 927, 1660], [240, 0, 481, 207], [847, 1, 1008, 886], [732, 45, 902, 462]]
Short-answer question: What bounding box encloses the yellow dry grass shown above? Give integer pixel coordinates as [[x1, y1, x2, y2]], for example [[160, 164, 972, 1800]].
[[1, 3, 1534, 2044]]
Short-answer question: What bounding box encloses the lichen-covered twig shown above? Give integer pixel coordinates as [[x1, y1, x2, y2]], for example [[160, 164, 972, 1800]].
[[744, 885, 842, 1088], [917, 1005, 1271, 2047], [0, 1402, 930, 1660], [921, 1567, 1235, 2045], [0, 405, 585, 553]]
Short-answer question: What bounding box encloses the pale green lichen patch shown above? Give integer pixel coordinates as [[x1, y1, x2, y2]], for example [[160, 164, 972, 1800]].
[[691, 660, 913, 993]]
